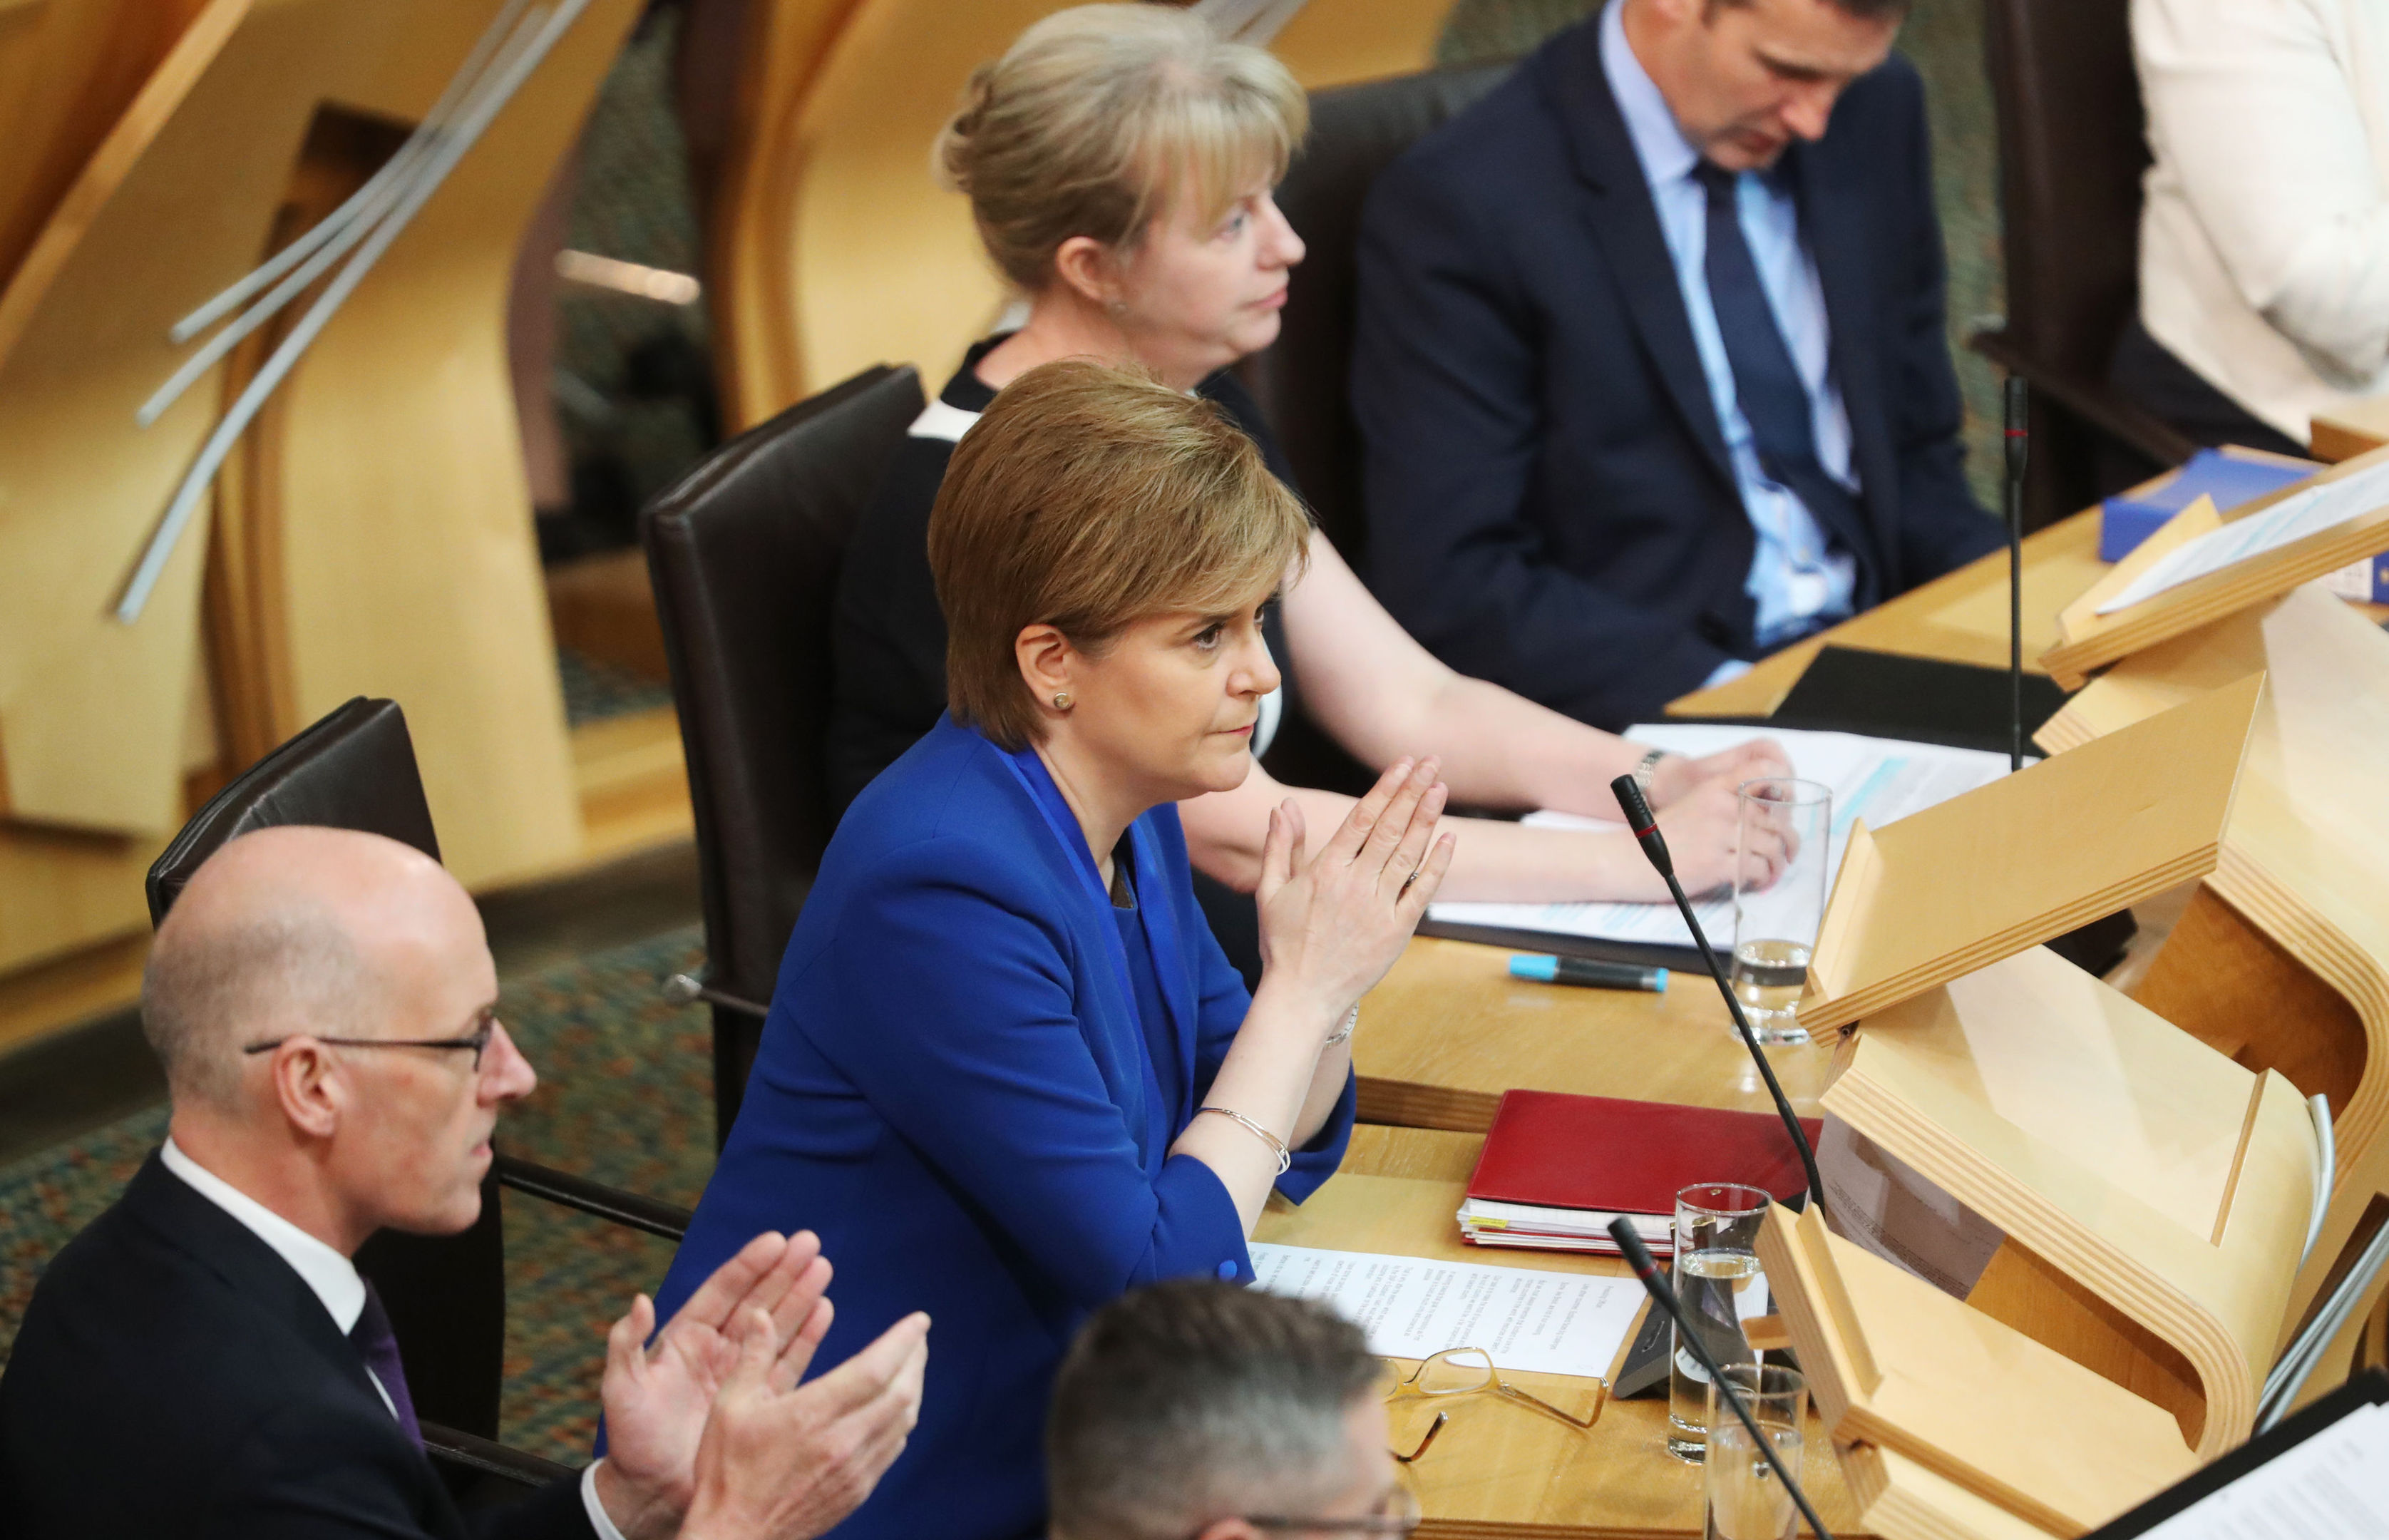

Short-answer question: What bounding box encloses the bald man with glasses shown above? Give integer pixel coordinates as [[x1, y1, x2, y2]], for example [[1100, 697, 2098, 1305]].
[[0, 826, 928, 1540]]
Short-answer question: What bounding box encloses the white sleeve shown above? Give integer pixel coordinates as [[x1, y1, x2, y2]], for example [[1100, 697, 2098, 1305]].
[[2135, 0, 2389, 379], [580, 1460, 632, 1540]]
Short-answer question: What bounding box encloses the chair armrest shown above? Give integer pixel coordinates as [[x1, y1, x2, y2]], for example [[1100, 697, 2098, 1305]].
[[663, 972, 768, 1018], [1970, 329, 2200, 468], [494, 1153, 693, 1241], [423, 1419, 577, 1491]]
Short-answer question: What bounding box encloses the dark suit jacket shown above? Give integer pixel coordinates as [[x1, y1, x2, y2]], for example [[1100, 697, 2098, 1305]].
[[1351, 19, 2001, 728], [0, 1154, 595, 1540]]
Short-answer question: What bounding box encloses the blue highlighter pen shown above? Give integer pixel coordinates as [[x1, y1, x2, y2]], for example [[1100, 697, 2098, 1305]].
[[1509, 954, 1668, 994]]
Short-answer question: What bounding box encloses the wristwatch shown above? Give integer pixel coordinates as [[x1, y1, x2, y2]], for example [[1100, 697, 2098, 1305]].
[[1630, 748, 1670, 799]]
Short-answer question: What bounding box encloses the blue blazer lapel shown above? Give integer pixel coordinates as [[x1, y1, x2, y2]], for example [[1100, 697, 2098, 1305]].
[[1538, 24, 1737, 498], [1784, 136, 1899, 593], [1129, 816, 1201, 1117]]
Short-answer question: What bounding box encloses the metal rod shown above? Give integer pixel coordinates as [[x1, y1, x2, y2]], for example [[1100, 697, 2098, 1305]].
[[117, 0, 592, 622], [161, 0, 538, 345]]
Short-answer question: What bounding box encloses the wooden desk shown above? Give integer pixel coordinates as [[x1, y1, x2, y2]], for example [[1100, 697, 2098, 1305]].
[[1355, 939, 1839, 1134], [2311, 397, 2389, 463], [1267, 1125, 1864, 1539]]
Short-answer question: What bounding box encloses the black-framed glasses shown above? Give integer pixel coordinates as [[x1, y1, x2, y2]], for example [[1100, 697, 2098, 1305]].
[[242, 1010, 498, 1072], [1218, 1477, 1424, 1536]]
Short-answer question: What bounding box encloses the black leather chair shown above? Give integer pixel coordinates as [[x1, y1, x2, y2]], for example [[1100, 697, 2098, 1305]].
[[147, 696, 692, 1493], [642, 364, 926, 1142], [1238, 61, 1512, 567], [1973, 0, 2196, 528]]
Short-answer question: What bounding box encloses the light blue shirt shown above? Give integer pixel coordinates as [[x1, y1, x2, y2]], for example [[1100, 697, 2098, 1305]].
[[1600, 0, 1858, 670]]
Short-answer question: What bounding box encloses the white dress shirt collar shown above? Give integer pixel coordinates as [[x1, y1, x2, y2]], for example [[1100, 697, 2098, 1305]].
[[160, 1134, 365, 1333]]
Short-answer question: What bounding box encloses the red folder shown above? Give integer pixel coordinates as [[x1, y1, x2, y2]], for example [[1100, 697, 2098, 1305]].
[[1460, 1091, 1821, 1255]]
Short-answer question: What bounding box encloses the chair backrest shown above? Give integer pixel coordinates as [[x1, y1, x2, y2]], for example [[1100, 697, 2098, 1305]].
[[642, 363, 926, 1135], [146, 696, 438, 924], [1238, 61, 1512, 563], [1982, 0, 2147, 386], [141, 694, 502, 1442]]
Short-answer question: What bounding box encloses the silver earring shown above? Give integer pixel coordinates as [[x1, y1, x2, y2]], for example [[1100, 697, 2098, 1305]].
[[1107, 299, 1128, 319], [1052, 692, 1073, 710]]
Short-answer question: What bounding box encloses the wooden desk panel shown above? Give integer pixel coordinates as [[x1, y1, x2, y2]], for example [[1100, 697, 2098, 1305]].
[[1355, 938, 1840, 1133], [1260, 1139, 1864, 1538], [2311, 397, 2389, 464]]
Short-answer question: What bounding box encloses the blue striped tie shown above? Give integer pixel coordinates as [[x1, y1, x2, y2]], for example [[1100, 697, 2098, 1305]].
[[1692, 160, 1862, 560]]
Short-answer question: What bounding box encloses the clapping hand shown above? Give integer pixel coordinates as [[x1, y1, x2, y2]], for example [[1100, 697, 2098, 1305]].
[[594, 1231, 836, 1539], [1255, 756, 1457, 1023], [679, 1308, 932, 1540]]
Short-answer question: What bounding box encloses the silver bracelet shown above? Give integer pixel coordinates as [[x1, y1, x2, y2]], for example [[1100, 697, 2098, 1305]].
[[1630, 747, 1670, 796], [1197, 1105, 1291, 1175], [1323, 1004, 1358, 1047]]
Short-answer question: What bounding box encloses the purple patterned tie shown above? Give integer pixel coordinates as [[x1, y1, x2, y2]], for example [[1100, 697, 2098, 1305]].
[[350, 1280, 424, 1447]]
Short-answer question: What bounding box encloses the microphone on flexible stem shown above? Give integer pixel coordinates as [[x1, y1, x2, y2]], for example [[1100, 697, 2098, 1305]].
[[1610, 776, 1827, 1215], [1610, 1218, 1835, 1540], [2004, 376, 2030, 774]]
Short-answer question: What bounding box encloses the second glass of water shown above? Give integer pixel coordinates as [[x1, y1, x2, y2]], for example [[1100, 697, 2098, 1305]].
[[1730, 777, 1832, 1047], [1705, 1363, 1808, 1540], [1667, 1182, 1772, 1463]]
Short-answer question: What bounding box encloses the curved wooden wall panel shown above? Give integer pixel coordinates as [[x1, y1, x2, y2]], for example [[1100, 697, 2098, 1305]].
[[0, 0, 303, 836], [0, 0, 213, 287], [0, 0, 638, 985], [705, 0, 868, 425], [247, 0, 643, 891]]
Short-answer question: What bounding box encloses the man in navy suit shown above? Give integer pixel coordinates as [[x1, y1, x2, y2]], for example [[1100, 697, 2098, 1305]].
[[0, 826, 927, 1540], [1352, 0, 2001, 728]]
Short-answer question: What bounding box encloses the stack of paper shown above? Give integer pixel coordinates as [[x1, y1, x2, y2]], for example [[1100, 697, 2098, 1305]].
[[1248, 1242, 1643, 1378], [1458, 1198, 1673, 1256]]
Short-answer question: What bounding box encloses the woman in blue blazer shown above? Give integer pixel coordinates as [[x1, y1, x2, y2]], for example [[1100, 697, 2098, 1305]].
[[642, 359, 1456, 1540]]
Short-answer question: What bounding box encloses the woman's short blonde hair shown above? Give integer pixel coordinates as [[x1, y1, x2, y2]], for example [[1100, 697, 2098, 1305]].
[[935, 5, 1308, 290], [930, 359, 1312, 750]]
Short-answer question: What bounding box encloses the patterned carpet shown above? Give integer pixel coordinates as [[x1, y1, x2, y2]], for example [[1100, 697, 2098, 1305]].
[[0, 925, 719, 1466]]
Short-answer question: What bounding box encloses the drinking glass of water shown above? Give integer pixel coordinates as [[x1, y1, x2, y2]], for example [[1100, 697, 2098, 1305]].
[[1705, 1363, 1807, 1540], [1730, 778, 1831, 1047], [1667, 1182, 1771, 1464]]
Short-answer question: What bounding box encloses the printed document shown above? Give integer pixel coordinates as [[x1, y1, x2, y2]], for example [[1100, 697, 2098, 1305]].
[[1425, 724, 2013, 948], [1249, 1243, 1642, 1379], [2137, 1397, 2389, 1538], [2096, 458, 2389, 615]]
